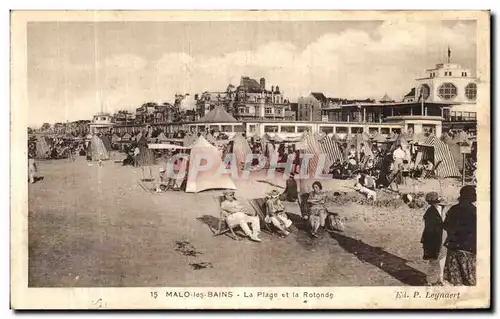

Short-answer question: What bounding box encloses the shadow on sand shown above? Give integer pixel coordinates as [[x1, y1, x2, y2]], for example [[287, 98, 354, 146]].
[[329, 231, 427, 286]]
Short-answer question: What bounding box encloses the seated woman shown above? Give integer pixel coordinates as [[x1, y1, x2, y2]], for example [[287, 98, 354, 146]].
[[305, 181, 328, 238], [265, 189, 293, 237]]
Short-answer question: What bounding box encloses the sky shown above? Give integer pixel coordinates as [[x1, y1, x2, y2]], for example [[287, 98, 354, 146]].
[[27, 19, 476, 127]]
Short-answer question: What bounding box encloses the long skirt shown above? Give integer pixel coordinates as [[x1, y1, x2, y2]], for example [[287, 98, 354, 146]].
[[443, 249, 476, 286]]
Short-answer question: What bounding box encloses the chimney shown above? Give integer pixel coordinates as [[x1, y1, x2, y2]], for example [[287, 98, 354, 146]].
[[271, 85, 274, 93], [260, 78, 266, 90]]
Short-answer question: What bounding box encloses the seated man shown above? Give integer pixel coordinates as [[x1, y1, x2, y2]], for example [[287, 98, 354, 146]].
[[266, 189, 293, 237], [220, 190, 262, 242]]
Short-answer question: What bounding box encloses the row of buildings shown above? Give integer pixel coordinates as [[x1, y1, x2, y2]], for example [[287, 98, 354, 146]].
[[77, 55, 479, 138]]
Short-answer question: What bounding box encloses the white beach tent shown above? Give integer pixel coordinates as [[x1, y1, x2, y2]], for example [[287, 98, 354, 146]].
[[185, 136, 237, 193]]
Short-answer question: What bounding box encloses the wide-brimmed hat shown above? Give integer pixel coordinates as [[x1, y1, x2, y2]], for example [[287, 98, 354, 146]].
[[222, 189, 235, 196], [159, 167, 166, 173], [425, 192, 441, 203], [459, 185, 476, 202], [266, 189, 281, 198]]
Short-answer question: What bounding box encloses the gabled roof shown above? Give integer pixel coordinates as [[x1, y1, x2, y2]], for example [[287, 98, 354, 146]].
[[199, 106, 238, 123], [404, 87, 416, 98], [311, 92, 328, 102]]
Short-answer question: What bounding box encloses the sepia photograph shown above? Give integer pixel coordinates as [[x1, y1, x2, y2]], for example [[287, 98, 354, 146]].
[[10, 10, 490, 309]]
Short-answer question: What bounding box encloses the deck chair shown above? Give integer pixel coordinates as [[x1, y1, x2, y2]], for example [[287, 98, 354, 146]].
[[297, 192, 343, 233], [247, 198, 279, 236], [208, 196, 240, 241], [424, 160, 442, 179]]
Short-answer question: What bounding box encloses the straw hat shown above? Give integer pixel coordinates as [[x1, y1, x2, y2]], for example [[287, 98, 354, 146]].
[[266, 189, 281, 198]]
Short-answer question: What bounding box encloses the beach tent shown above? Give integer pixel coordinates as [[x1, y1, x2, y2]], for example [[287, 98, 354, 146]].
[[111, 134, 121, 143], [185, 136, 237, 193], [299, 132, 333, 176], [204, 133, 217, 144], [228, 133, 252, 169], [135, 132, 144, 142], [183, 134, 198, 147], [35, 136, 51, 159], [318, 136, 344, 165], [157, 132, 168, 142], [420, 135, 460, 178], [88, 135, 110, 161], [351, 133, 374, 161], [389, 134, 409, 153], [100, 135, 113, 152], [121, 132, 132, 141]]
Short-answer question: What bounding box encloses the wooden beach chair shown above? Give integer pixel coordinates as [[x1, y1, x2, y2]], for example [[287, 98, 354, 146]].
[[208, 196, 240, 241], [247, 198, 276, 236]]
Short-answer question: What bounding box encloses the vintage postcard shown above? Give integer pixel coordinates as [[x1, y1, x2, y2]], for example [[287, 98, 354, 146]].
[[11, 10, 490, 309]]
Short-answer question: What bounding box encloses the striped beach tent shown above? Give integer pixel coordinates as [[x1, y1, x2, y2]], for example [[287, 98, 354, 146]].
[[300, 132, 333, 176], [421, 135, 460, 178], [319, 136, 344, 165]]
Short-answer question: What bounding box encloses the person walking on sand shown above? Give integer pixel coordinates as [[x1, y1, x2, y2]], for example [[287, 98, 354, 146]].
[[421, 192, 446, 286], [443, 185, 477, 286], [220, 190, 262, 242]]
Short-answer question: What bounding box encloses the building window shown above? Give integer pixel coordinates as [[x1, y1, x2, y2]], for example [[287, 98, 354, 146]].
[[249, 125, 256, 132], [449, 72, 452, 76], [444, 72, 448, 76], [335, 127, 348, 134], [280, 126, 295, 133], [320, 127, 334, 134], [264, 126, 279, 133], [265, 107, 273, 115], [297, 126, 312, 133], [381, 128, 390, 134], [438, 83, 458, 100], [465, 83, 477, 101]]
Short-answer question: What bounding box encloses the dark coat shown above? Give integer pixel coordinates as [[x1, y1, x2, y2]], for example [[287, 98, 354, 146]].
[[420, 205, 446, 260], [443, 202, 476, 254], [281, 178, 298, 202]]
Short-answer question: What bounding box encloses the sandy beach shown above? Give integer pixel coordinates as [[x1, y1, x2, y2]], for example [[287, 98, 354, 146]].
[[28, 154, 465, 287]]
